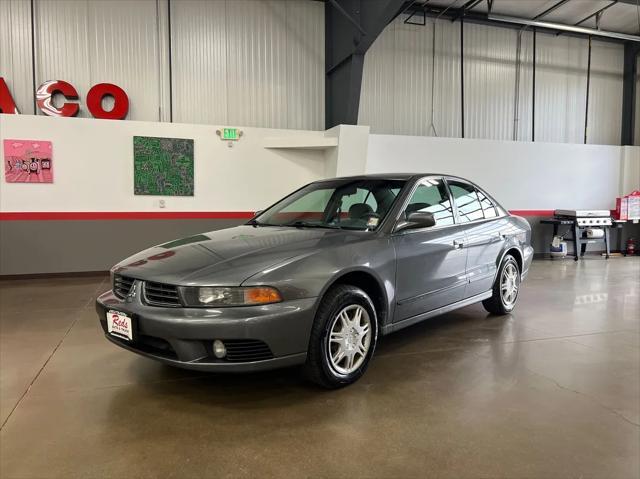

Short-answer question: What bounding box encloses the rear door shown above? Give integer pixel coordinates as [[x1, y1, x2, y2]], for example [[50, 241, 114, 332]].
[[392, 177, 468, 322], [446, 179, 508, 298]]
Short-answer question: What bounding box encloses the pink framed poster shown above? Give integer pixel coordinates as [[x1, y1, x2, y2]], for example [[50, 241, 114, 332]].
[[3, 139, 54, 183]]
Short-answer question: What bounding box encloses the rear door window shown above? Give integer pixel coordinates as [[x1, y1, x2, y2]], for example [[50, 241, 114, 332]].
[[448, 181, 485, 223], [477, 189, 498, 218]]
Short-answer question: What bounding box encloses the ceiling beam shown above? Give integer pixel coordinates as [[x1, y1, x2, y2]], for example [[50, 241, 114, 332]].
[[488, 13, 640, 42], [575, 1, 618, 26], [532, 0, 572, 20]]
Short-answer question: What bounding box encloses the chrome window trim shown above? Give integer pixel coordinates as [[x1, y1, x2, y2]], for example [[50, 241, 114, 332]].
[[391, 175, 508, 236], [445, 177, 508, 223]]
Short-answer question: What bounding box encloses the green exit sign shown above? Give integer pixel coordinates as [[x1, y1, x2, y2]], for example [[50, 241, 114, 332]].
[[222, 128, 239, 140]]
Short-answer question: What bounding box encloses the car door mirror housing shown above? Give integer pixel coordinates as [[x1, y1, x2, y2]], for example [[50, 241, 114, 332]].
[[396, 211, 436, 232]]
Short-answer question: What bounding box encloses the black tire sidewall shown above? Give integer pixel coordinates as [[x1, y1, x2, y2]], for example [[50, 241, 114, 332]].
[[318, 287, 378, 384]]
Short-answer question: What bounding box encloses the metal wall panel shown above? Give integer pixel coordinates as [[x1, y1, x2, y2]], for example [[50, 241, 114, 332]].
[[0, 0, 33, 114], [170, 0, 229, 125], [588, 40, 624, 146], [534, 33, 588, 144], [359, 16, 461, 138], [358, 21, 396, 134], [463, 23, 517, 141], [171, 0, 323, 129], [34, 0, 162, 121], [515, 30, 534, 142], [283, 0, 324, 131], [361, 18, 625, 145], [1, 0, 323, 128]]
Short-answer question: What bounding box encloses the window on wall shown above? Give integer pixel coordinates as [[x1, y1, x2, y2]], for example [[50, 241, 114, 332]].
[[448, 181, 484, 223], [404, 178, 454, 226]]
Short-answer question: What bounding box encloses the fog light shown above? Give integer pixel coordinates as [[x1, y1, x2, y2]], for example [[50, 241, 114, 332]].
[[213, 339, 226, 359]]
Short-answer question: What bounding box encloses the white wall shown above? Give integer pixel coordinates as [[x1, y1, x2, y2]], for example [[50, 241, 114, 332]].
[[0, 0, 324, 129], [358, 15, 625, 146], [0, 115, 331, 213], [365, 134, 636, 211], [1, 114, 637, 216]]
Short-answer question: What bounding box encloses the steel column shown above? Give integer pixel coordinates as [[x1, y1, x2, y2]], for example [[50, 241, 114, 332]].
[[584, 36, 592, 144], [460, 16, 465, 138], [532, 28, 536, 142], [325, 0, 406, 128], [621, 42, 640, 145]]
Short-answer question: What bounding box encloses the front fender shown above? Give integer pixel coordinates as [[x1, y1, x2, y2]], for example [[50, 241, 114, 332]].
[[241, 236, 397, 326]]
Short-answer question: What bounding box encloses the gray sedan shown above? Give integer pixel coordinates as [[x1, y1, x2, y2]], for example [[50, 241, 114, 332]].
[[96, 174, 533, 388]]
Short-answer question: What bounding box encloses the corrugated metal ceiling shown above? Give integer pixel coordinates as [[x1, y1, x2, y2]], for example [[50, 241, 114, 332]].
[[419, 0, 640, 35]]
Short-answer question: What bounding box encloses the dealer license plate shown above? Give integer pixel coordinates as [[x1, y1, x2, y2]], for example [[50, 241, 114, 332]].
[[107, 310, 133, 341]]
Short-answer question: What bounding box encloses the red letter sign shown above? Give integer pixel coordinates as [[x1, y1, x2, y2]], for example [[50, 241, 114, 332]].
[[36, 80, 79, 117], [0, 77, 19, 114], [87, 83, 129, 120]]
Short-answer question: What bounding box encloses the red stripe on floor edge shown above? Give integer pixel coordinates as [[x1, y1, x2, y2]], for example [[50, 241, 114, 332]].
[[0, 210, 553, 220]]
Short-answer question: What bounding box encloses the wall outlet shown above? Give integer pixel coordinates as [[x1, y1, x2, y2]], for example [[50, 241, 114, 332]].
[[158, 199, 166, 209]]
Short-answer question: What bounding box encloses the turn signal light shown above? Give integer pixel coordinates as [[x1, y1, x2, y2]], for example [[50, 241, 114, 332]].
[[245, 287, 282, 305]]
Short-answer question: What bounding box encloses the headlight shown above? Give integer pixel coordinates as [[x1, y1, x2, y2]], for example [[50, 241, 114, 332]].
[[180, 286, 282, 307]]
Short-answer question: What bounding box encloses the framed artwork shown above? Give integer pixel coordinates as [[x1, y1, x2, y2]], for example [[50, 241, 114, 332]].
[[3, 139, 53, 183], [133, 136, 194, 196]]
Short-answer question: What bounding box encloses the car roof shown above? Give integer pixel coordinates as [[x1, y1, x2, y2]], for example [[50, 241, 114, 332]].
[[314, 173, 466, 182]]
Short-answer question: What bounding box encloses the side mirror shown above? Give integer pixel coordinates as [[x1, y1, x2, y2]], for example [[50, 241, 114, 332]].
[[395, 211, 436, 232], [254, 210, 263, 217]]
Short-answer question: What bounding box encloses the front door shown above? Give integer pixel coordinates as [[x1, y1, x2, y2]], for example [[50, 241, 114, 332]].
[[447, 180, 507, 297], [393, 178, 468, 322]]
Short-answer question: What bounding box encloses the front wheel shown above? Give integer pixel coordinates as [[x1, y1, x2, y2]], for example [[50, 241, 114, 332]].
[[482, 254, 521, 315], [304, 285, 378, 389]]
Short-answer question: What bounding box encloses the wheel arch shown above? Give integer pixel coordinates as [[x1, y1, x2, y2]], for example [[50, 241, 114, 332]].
[[500, 246, 523, 276], [318, 268, 390, 330]]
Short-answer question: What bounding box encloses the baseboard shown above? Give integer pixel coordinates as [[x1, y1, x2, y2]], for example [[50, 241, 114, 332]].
[[0, 270, 110, 281]]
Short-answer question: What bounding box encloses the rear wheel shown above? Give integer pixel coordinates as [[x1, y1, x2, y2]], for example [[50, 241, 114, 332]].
[[482, 254, 520, 315], [304, 285, 378, 389]]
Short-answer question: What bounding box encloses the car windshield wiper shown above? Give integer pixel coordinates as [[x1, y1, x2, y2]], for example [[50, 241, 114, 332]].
[[285, 221, 340, 229], [246, 219, 278, 227]]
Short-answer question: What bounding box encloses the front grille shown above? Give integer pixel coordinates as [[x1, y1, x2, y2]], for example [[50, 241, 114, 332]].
[[223, 339, 274, 362], [113, 275, 134, 299], [143, 281, 181, 307]]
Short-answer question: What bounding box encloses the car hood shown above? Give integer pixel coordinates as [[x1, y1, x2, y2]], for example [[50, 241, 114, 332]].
[[113, 225, 363, 286]]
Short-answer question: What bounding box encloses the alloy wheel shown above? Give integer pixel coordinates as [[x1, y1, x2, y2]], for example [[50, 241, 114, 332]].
[[500, 262, 520, 308], [326, 304, 372, 375]]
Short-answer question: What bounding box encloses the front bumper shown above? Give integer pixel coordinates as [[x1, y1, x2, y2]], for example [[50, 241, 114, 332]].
[[96, 289, 317, 372]]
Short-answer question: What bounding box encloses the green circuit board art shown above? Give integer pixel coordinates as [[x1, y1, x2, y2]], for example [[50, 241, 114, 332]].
[[133, 136, 194, 196]]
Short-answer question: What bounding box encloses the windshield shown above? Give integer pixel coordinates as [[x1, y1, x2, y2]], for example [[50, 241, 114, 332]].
[[253, 179, 407, 231]]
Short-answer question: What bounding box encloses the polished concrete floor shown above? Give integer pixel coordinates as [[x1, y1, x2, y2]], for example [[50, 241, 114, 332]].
[[0, 258, 638, 478]]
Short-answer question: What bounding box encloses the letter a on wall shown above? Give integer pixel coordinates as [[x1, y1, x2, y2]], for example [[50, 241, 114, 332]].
[[0, 78, 19, 114]]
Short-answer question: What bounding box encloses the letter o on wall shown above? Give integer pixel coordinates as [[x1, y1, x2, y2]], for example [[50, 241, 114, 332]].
[[86, 83, 129, 120]]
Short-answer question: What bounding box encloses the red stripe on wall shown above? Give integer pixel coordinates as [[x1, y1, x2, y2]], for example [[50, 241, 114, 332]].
[[0, 210, 553, 220], [0, 211, 256, 221]]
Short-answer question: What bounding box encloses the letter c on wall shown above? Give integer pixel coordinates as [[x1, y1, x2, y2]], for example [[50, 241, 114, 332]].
[[86, 83, 129, 120], [36, 80, 79, 117]]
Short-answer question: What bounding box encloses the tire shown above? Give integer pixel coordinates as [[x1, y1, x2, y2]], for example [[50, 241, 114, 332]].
[[482, 254, 521, 315], [304, 285, 378, 389]]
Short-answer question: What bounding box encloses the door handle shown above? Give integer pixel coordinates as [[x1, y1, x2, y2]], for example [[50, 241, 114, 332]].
[[453, 239, 464, 249]]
